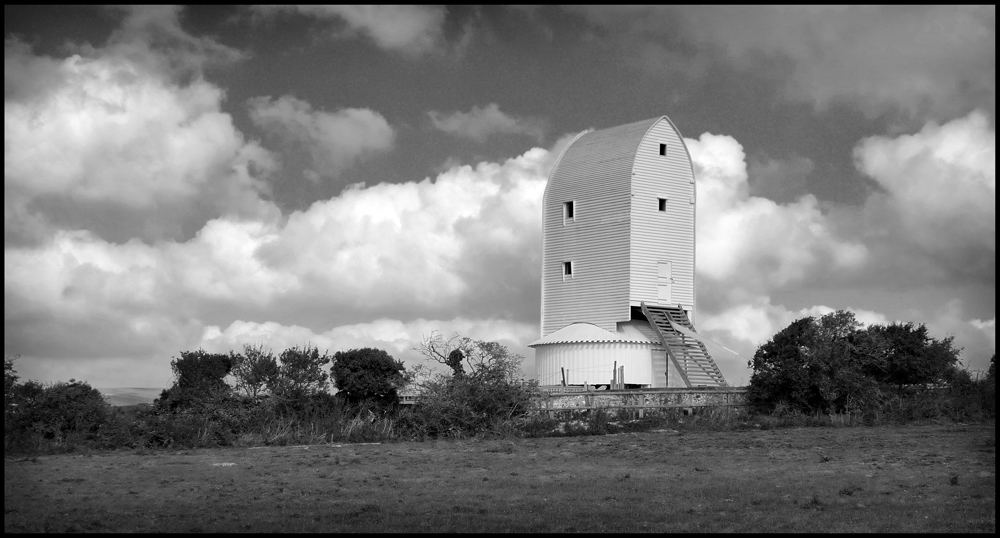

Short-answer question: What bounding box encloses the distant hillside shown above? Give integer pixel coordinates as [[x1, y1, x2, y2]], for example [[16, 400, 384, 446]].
[[97, 388, 163, 407]]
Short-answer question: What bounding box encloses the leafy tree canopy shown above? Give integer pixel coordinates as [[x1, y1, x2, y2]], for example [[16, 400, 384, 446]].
[[228, 343, 279, 399], [331, 348, 406, 405], [748, 310, 963, 414], [272, 345, 332, 402], [158, 349, 233, 409]]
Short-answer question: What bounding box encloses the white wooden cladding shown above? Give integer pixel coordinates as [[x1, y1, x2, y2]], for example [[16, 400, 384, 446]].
[[541, 116, 697, 337], [534, 341, 656, 387], [630, 118, 695, 314]]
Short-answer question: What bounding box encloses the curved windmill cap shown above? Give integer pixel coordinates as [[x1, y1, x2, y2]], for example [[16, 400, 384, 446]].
[[528, 321, 659, 347]]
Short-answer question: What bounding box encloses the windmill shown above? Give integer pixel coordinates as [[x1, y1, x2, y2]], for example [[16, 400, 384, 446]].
[[529, 116, 729, 389]]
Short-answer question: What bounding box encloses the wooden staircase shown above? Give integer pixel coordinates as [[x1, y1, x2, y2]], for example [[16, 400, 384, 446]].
[[641, 302, 728, 387]]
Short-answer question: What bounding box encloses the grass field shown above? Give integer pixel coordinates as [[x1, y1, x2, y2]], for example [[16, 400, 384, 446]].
[[4, 422, 994, 532]]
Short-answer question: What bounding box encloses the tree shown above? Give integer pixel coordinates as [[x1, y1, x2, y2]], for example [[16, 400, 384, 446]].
[[412, 335, 537, 437], [271, 345, 331, 402], [6, 378, 110, 441], [865, 322, 961, 389], [748, 310, 972, 416], [4, 355, 20, 417], [748, 311, 885, 414], [158, 349, 233, 409], [331, 348, 406, 405], [445, 349, 465, 377], [31, 380, 110, 436], [229, 343, 279, 399], [416, 332, 525, 383]]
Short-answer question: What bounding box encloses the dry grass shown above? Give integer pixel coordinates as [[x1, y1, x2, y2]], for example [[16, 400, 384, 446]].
[[4, 423, 994, 532]]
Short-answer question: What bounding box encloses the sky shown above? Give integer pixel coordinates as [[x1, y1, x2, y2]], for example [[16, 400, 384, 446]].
[[4, 5, 996, 389]]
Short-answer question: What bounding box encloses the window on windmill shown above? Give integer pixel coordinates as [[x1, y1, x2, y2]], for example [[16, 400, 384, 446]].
[[658, 198, 667, 212], [563, 261, 573, 276], [659, 143, 667, 156], [564, 201, 575, 220]]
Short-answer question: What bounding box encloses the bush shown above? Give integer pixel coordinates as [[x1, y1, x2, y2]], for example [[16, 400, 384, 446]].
[[4, 355, 20, 418], [408, 337, 538, 439], [5, 379, 111, 453], [271, 345, 332, 403], [748, 311, 887, 414], [748, 310, 982, 421], [331, 348, 406, 406], [157, 349, 233, 410], [229, 344, 279, 399]]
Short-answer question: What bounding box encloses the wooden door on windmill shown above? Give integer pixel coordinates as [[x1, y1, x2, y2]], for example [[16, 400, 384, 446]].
[[657, 261, 673, 304]]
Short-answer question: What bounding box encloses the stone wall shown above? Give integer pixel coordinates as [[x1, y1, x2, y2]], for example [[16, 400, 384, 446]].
[[534, 387, 746, 414]]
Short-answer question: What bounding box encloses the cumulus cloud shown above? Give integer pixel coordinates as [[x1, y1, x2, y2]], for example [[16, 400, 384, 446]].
[[4, 11, 273, 246], [4, 143, 556, 386], [257, 5, 447, 56], [688, 132, 868, 299], [697, 297, 892, 384], [429, 103, 546, 143], [7, 103, 993, 387], [855, 110, 996, 282], [683, 115, 997, 381], [248, 95, 395, 181], [249, 146, 551, 323], [199, 317, 538, 375], [701, 299, 889, 349]]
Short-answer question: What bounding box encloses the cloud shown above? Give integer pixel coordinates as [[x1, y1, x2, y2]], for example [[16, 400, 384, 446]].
[[688, 132, 868, 301], [257, 5, 447, 56], [248, 95, 395, 181], [855, 110, 996, 282], [686, 5, 996, 119], [199, 317, 538, 375], [701, 300, 890, 348], [746, 154, 815, 203], [571, 6, 995, 119], [684, 113, 996, 381], [4, 36, 275, 245], [428, 103, 546, 143], [697, 297, 892, 383], [7, 102, 993, 387], [926, 300, 996, 373], [101, 6, 246, 75], [4, 143, 557, 387], [249, 146, 552, 323]]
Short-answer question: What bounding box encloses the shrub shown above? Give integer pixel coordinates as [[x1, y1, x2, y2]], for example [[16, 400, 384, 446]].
[[229, 344, 279, 399], [271, 345, 332, 403], [157, 349, 233, 410], [4, 355, 20, 418], [331, 348, 407, 406], [866, 322, 961, 389], [409, 336, 538, 438], [5, 379, 111, 453], [748, 310, 979, 420]]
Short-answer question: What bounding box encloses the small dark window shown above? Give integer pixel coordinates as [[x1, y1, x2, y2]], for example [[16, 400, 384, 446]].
[[564, 201, 574, 219], [659, 143, 667, 156], [658, 198, 667, 211], [563, 261, 573, 276]]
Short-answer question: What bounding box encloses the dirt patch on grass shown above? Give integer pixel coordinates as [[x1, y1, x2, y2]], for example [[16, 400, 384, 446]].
[[4, 423, 994, 532]]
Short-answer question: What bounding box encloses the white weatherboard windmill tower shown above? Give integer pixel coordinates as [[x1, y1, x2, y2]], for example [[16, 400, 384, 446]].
[[528, 116, 728, 389]]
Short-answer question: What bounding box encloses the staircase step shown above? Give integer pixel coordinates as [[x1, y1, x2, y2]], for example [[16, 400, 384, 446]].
[[641, 302, 728, 388]]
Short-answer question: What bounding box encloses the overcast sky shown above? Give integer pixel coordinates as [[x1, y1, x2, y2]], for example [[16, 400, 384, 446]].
[[5, 6, 995, 388]]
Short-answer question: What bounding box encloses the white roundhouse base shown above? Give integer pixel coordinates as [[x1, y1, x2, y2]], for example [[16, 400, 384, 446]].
[[534, 341, 658, 387]]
